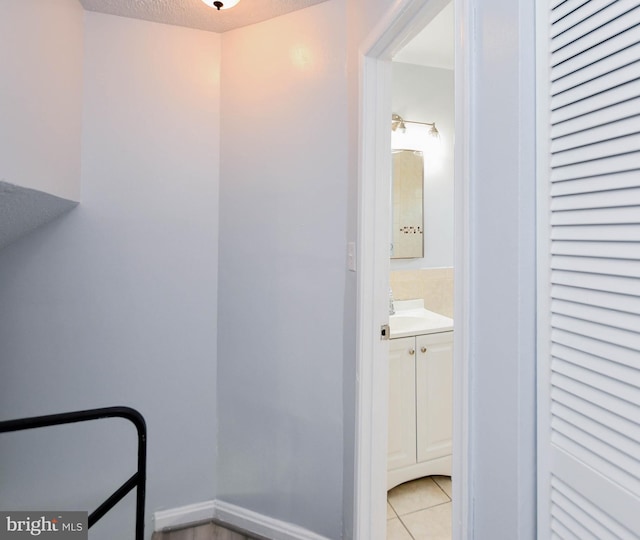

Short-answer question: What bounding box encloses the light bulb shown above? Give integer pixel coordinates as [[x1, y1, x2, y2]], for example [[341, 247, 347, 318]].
[[201, 0, 240, 10]]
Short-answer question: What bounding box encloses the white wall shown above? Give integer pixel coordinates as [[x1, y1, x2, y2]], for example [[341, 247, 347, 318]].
[[468, 0, 537, 537], [0, 12, 221, 540], [217, 1, 347, 537], [0, 0, 83, 201], [391, 62, 454, 270]]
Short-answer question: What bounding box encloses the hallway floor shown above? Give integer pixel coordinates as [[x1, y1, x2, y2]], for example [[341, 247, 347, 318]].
[[152, 475, 452, 540], [151, 522, 259, 540], [387, 476, 452, 540]]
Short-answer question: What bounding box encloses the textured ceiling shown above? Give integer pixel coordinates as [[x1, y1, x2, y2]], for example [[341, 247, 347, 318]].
[[79, 0, 331, 33]]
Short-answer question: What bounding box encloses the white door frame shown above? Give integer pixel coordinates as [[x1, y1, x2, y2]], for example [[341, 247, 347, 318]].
[[354, 0, 473, 538]]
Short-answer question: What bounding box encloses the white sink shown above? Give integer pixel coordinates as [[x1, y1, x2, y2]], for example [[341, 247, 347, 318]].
[[389, 299, 453, 338]]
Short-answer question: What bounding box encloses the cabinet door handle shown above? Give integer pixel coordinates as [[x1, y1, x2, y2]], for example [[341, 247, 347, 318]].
[[421, 346, 427, 353], [409, 348, 415, 355]]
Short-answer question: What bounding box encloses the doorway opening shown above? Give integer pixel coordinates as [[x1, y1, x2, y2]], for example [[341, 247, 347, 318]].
[[354, 0, 471, 538], [386, 6, 455, 537]]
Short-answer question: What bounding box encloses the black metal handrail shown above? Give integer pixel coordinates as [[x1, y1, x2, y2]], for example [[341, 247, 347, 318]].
[[0, 406, 146, 540]]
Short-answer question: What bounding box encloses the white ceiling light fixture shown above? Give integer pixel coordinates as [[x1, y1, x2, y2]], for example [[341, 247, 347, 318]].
[[201, 0, 240, 10]]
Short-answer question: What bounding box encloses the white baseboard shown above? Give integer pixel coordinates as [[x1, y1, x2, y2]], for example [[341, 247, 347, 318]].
[[213, 500, 331, 540], [153, 499, 331, 540], [153, 500, 216, 531]]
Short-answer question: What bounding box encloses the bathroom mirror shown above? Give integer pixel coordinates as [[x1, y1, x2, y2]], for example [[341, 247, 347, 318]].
[[391, 149, 424, 259]]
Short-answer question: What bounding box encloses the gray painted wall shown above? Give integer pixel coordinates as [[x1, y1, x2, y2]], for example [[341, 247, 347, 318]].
[[0, 0, 83, 201], [0, 12, 221, 540], [216, 1, 347, 537], [0, 0, 82, 250], [391, 63, 454, 270]]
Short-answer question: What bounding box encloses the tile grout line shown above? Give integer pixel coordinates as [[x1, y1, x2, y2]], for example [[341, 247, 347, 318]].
[[397, 514, 416, 540], [397, 500, 453, 540], [388, 495, 415, 540], [396, 499, 452, 519], [387, 477, 453, 539], [387, 497, 400, 519], [387, 499, 400, 520], [388, 482, 451, 516], [432, 477, 452, 501]]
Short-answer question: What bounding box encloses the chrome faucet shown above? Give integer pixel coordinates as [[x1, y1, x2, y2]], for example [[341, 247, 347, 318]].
[[389, 288, 395, 315]]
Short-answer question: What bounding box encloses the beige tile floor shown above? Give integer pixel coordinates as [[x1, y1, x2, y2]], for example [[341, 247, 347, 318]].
[[387, 476, 452, 540]]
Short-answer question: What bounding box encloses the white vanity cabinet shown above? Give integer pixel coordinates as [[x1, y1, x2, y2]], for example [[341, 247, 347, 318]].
[[387, 336, 417, 472], [387, 330, 453, 490]]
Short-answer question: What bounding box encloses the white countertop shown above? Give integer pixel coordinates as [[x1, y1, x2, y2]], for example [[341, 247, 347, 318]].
[[389, 299, 454, 338]]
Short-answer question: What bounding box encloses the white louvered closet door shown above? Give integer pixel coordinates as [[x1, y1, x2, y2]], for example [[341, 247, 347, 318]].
[[537, 0, 640, 538]]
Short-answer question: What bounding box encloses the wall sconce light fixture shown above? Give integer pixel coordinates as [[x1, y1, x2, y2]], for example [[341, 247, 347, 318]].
[[392, 113, 440, 139]]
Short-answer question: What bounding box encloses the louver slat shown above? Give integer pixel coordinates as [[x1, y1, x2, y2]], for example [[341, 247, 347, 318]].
[[551, 57, 640, 112], [551, 517, 582, 540], [550, 0, 615, 36], [551, 98, 640, 139], [551, 255, 640, 279], [552, 476, 640, 539], [551, 0, 638, 48], [551, 312, 640, 350], [551, 0, 591, 25], [550, 224, 640, 242], [552, 3, 640, 65], [551, 133, 640, 167], [551, 256, 640, 280], [551, 369, 639, 421], [551, 356, 640, 405], [551, 79, 640, 124], [550, 501, 600, 540], [550, 171, 640, 195], [551, 187, 640, 210], [551, 240, 640, 259], [552, 484, 628, 540], [552, 341, 640, 387], [551, 428, 640, 496], [552, 387, 640, 444], [551, 41, 640, 96], [551, 116, 640, 154], [550, 153, 640, 182], [549, 205, 640, 224], [551, 284, 640, 315], [551, 403, 640, 462], [551, 297, 640, 332], [551, 20, 640, 81], [551, 270, 640, 296]]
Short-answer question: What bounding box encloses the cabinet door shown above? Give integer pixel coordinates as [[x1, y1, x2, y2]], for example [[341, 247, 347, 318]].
[[387, 337, 417, 471], [416, 332, 453, 463]]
